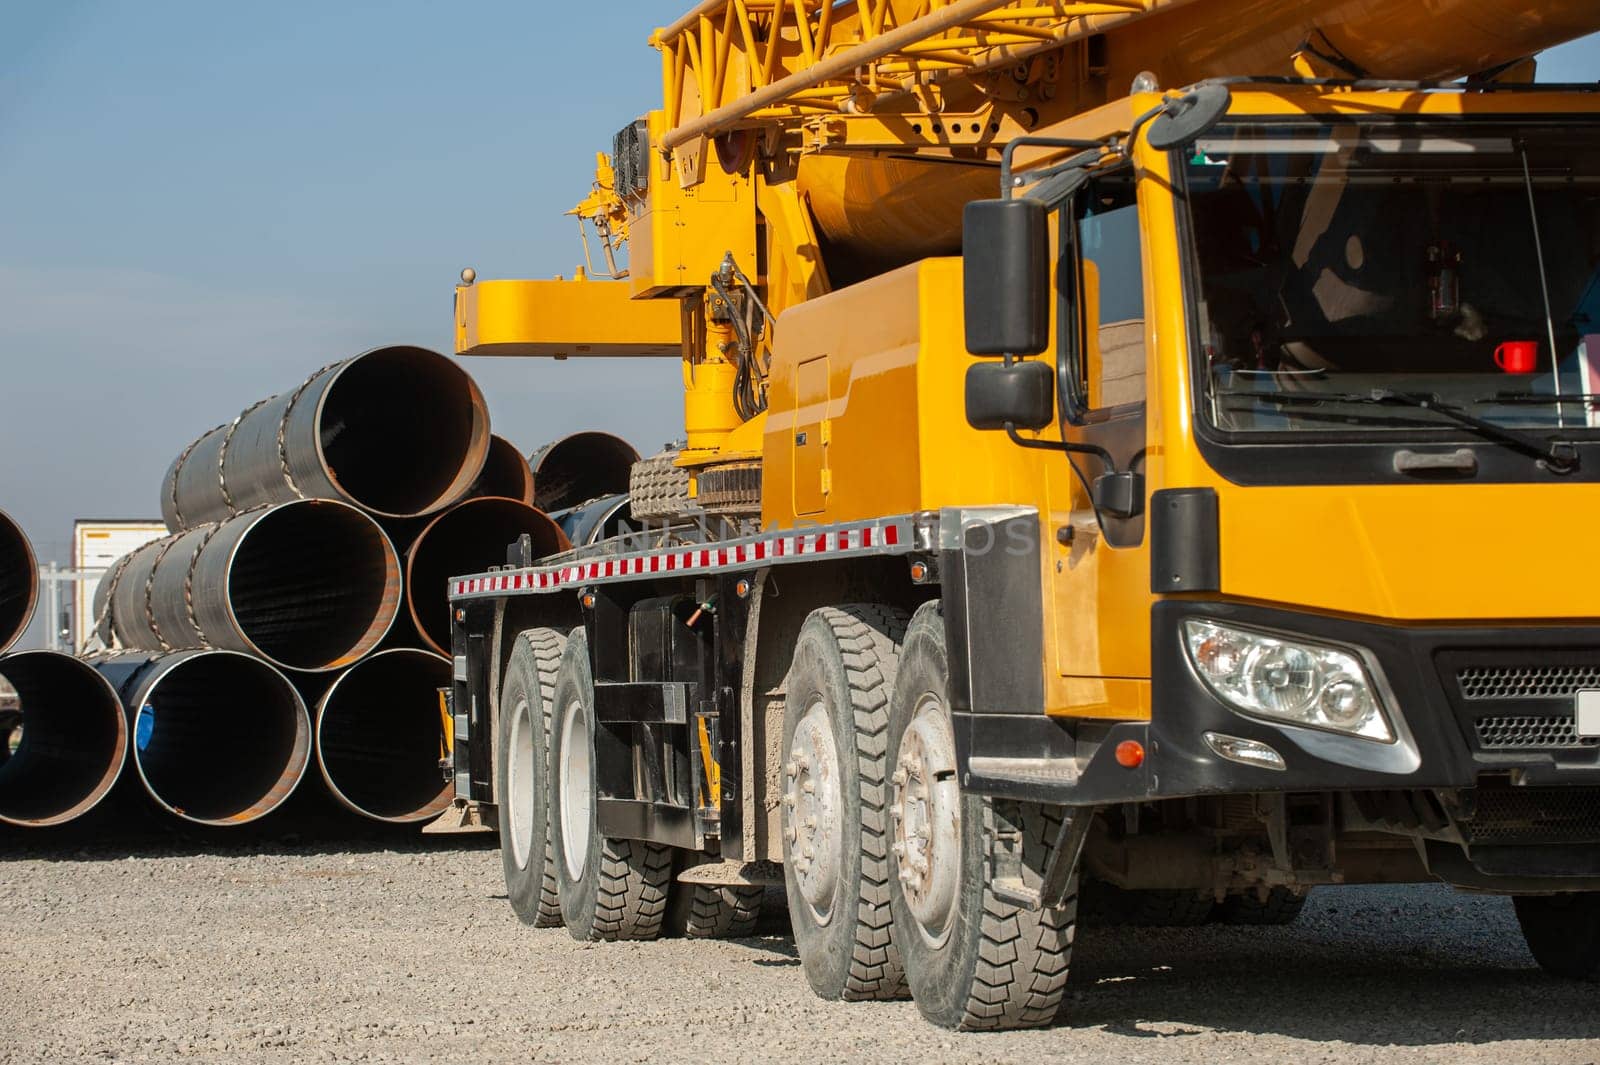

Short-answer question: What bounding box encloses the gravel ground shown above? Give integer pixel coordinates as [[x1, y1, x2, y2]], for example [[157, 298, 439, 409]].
[[3, 832, 1598, 1064]]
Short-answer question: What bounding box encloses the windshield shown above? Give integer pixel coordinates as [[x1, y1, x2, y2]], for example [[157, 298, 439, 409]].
[[1184, 120, 1600, 435]]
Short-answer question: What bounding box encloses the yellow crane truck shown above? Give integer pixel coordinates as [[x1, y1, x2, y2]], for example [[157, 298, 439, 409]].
[[445, 0, 1600, 1029]]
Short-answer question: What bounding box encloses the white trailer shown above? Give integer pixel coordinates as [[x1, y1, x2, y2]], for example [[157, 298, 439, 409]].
[[70, 519, 166, 650]]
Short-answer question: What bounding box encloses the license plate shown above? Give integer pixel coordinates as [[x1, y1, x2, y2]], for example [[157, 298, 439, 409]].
[[1577, 690, 1600, 737]]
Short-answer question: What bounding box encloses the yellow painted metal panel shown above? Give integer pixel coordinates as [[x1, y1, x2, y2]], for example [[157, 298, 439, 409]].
[[630, 112, 758, 298], [453, 280, 681, 358], [792, 356, 831, 515], [1214, 484, 1600, 623]]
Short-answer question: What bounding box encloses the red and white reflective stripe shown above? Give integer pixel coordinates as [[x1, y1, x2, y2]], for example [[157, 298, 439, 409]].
[[449, 517, 909, 600]]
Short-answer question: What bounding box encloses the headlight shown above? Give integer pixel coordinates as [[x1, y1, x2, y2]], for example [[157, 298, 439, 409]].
[[1183, 619, 1393, 742]]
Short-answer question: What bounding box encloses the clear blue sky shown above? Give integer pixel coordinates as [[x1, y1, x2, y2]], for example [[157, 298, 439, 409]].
[[1, 4, 1597, 648]]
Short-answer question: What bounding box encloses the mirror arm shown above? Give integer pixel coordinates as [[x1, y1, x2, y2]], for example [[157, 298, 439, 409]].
[[1004, 424, 1115, 470], [1004, 425, 1143, 522]]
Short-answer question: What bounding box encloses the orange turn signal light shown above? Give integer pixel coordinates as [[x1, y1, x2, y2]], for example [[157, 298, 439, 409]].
[[1114, 740, 1145, 769]]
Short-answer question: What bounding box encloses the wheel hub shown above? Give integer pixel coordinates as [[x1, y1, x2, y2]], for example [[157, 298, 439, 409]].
[[892, 693, 960, 946], [507, 696, 535, 869], [784, 699, 842, 924], [557, 697, 591, 882]]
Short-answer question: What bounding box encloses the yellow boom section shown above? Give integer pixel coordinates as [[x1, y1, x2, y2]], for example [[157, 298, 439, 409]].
[[653, 0, 1193, 149], [654, 0, 1600, 155], [455, 278, 682, 358]]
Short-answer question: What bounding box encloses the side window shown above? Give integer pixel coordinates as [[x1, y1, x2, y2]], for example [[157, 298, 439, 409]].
[[1070, 172, 1146, 412]]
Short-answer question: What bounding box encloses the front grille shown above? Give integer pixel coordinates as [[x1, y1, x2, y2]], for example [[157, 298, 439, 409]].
[[1458, 665, 1600, 701], [1475, 715, 1600, 751], [1461, 785, 1600, 845]]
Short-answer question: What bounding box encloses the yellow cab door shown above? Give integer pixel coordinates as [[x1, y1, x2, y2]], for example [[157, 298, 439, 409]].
[[1044, 165, 1154, 717]]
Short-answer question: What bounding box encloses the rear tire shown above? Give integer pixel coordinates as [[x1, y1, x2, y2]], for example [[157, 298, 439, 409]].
[[496, 628, 566, 927], [549, 628, 672, 941], [668, 880, 764, 939], [1514, 892, 1600, 980], [888, 602, 1076, 1031], [1218, 886, 1307, 926], [782, 604, 910, 1001]]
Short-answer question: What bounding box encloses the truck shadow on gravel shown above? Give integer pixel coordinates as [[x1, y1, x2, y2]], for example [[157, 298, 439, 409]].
[[1057, 886, 1600, 1047], [730, 886, 1597, 1047]]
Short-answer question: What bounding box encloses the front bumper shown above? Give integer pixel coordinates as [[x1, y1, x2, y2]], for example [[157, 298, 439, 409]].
[[958, 599, 1600, 803]]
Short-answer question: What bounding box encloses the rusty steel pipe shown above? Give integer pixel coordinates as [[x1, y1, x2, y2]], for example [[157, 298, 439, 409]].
[[0, 510, 37, 655], [466, 434, 535, 506], [529, 431, 639, 512], [89, 650, 309, 826], [0, 651, 127, 827], [98, 499, 401, 672], [315, 648, 453, 824], [160, 345, 491, 530], [403, 498, 569, 655]]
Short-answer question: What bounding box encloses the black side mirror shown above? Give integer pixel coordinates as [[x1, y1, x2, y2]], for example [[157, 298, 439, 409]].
[[963, 199, 1049, 356], [1145, 82, 1231, 152], [966, 360, 1054, 431]]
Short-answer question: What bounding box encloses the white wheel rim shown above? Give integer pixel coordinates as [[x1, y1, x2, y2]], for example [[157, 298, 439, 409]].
[[558, 697, 592, 882], [893, 692, 961, 947], [785, 697, 843, 925], [506, 696, 535, 869]]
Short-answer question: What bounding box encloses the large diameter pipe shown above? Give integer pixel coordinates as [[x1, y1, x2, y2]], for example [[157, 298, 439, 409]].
[[0, 510, 37, 655], [0, 651, 126, 827], [404, 498, 569, 655], [160, 345, 491, 530], [466, 434, 535, 506], [529, 431, 639, 513], [102, 499, 401, 672], [315, 648, 453, 824], [551, 493, 632, 548], [89, 650, 309, 825]]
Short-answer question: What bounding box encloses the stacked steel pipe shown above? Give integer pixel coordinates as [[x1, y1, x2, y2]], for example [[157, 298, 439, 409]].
[[0, 515, 129, 828], [4, 348, 647, 831], [0, 510, 37, 655]]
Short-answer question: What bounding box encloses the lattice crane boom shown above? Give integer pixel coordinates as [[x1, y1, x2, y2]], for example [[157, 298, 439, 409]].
[[652, 0, 1193, 150]]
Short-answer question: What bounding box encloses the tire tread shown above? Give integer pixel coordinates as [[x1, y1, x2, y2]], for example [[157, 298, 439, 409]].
[[816, 604, 909, 1001], [675, 883, 764, 938], [519, 627, 567, 927]]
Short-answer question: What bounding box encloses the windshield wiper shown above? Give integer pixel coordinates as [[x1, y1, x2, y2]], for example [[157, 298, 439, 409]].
[[1476, 392, 1600, 406], [1235, 388, 1580, 473]]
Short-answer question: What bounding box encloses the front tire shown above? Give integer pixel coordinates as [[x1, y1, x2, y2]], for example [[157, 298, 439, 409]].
[[781, 603, 910, 1001], [888, 602, 1077, 1031], [1515, 892, 1600, 980], [496, 628, 566, 927], [549, 628, 672, 941]]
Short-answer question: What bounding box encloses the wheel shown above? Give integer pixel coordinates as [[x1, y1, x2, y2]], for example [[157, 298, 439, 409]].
[[1218, 886, 1308, 926], [549, 628, 672, 941], [782, 603, 910, 1001], [667, 879, 764, 939], [887, 601, 1076, 1031], [1515, 892, 1600, 980], [496, 628, 567, 926], [1084, 882, 1214, 927], [628, 449, 692, 522]]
